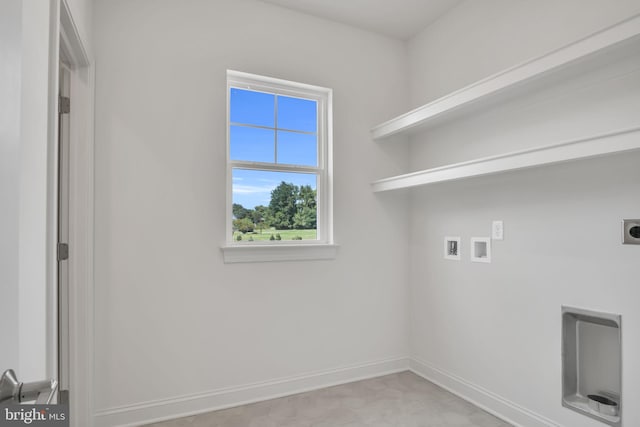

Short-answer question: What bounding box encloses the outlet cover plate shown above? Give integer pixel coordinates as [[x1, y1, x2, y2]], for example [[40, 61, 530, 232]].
[[492, 220, 504, 240]]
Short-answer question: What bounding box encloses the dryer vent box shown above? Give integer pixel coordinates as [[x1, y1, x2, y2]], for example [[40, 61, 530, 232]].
[[622, 219, 640, 244]]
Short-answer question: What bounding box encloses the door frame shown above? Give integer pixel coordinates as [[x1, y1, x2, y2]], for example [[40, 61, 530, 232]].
[[54, 1, 95, 425]]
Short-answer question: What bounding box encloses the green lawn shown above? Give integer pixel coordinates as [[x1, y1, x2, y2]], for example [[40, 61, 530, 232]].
[[233, 228, 317, 242]]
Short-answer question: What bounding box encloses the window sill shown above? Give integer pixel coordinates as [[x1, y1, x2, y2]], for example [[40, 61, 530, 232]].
[[221, 243, 339, 264]]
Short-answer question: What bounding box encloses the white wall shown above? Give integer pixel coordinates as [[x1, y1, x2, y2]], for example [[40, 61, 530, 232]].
[[408, 0, 640, 109], [65, 0, 93, 57], [92, 0, 409, 424], [407, 1, 640, 426], [0, 0, 22, 375]]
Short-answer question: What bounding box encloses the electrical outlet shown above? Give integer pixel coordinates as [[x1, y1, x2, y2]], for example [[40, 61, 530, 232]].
[[492, 220, 504, 240]]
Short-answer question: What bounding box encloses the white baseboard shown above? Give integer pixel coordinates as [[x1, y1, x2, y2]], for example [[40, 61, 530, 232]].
[[93, 356, 409, 427], [94, 356, 564, 427], [409, 357, 561, 427]]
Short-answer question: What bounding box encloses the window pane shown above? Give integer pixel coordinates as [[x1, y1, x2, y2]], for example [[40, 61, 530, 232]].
[[277, 131, 317, 166], [230, 88, 275, 127], [230, 126, 274, 163], [232, 169, 317, 241], [277, 95, 317, 132]]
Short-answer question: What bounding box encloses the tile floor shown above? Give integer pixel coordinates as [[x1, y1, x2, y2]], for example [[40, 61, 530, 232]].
[[144, 371, 511, 427]]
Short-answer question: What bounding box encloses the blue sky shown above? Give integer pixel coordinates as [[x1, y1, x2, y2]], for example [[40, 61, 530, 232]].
[[230, 88, 318, 209]]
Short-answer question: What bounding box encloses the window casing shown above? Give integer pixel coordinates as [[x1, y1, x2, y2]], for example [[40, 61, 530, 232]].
[[226, 70, 333, 248]]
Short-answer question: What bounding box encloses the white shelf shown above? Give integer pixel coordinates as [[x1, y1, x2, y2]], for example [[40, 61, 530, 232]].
[[371, 127, 640, 192], [371, 14, 640, 141]]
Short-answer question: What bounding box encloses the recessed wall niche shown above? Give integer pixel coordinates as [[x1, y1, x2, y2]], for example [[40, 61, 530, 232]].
[[562, 306, 622, 426], [470, 237, 491, 263]]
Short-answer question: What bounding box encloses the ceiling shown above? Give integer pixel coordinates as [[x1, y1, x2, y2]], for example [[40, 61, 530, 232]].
[[259, 0, 463, 40]]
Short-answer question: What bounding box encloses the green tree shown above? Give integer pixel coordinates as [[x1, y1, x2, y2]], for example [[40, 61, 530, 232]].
[[298, 185, 316, 209], [268, 182, 298, 229], [293, 207, 316, 229], [293, 185, 317, 229], [252, 205, 269, 233], [232, 203, 250, 220], [269, 210, 292, 230], [233, 217, 254, 233]]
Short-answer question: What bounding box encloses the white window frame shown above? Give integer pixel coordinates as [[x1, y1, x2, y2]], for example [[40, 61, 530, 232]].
[[222, 70, 336, 263]]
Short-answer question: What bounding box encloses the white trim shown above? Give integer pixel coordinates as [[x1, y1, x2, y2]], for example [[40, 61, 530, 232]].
[[58, 1, 95, 425], [372, 126, 640, 192], [228, 70, 331, 98], [92, 356, 570, 427], [229, 161, 320, 174], [226, 70, 334, 251], [93, 357, 409, 427], [371, 13, 640, 140], [409, 357, 562, 427], [221, 243, 339, 263], [66, 63, 95, 427], [59, 0, 90, 67], [48, 0, 62, 387]]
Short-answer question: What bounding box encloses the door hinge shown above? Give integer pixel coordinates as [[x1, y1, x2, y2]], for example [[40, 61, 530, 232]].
[[58, 96, 70, 114], [57, 243, 69, 261]]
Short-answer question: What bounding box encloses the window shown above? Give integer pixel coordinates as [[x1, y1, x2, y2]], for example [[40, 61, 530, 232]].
[[225, 70, 333, 256]]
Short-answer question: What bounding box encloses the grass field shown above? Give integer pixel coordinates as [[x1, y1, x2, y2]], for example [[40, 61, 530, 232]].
[[233, 228, 317, 241]]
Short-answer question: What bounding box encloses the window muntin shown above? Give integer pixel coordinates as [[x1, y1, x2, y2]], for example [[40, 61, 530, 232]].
[[229, 88, 318, 167], [227, 71, 332, 245], [229, 125, 275, 163]]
